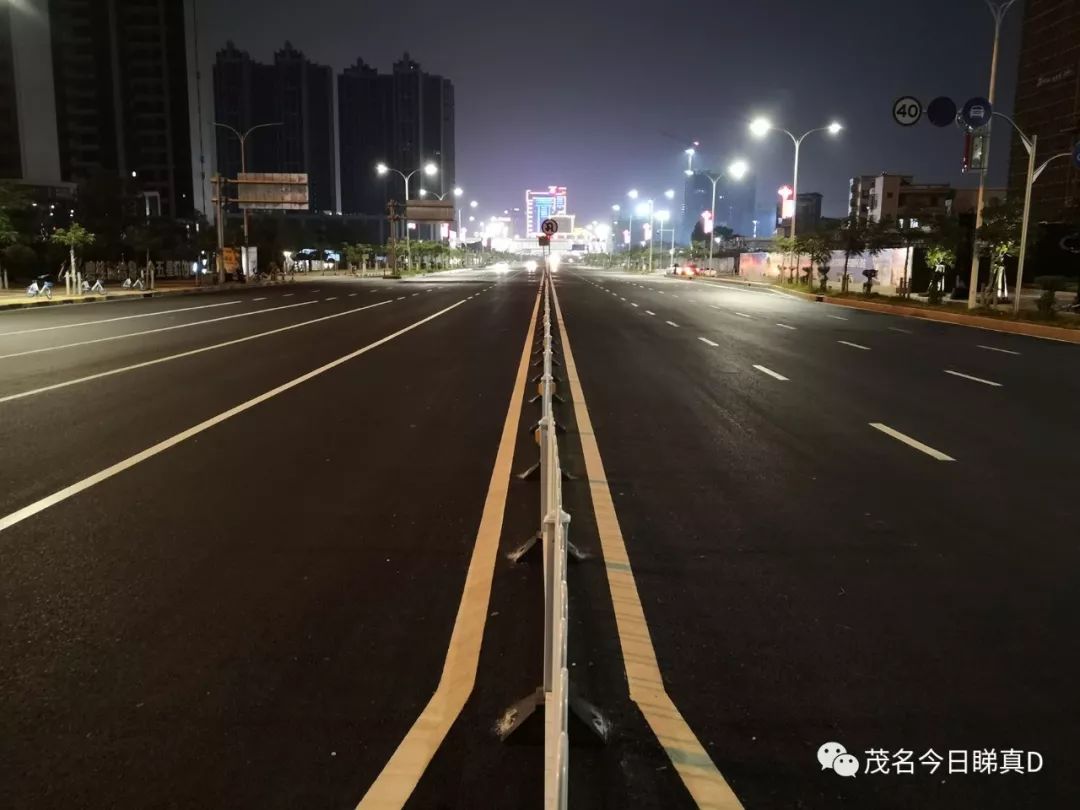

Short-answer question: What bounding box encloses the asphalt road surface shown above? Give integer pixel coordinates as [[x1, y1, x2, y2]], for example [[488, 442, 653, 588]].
[[2, 266, 1076, 809]]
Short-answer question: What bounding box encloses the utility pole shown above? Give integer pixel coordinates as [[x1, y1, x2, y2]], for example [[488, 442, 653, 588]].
[[387, 200, 399, 278], [966, 0, 1018, 309], [214, 174, 226, 285]]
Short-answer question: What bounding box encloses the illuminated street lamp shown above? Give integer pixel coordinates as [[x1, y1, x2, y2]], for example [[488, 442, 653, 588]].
[[376, 161, 439, 269], [701, 160, 752, 263], [749, 117, 841, 255]]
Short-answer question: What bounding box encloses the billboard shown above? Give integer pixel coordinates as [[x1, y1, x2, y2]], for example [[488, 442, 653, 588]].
[[406, 200, 455, 222], [237, 173, 309, 210], [526, 186, 568, 235]]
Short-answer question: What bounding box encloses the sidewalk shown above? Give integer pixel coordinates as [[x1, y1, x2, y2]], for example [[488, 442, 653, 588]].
[[0, 278, 291, 310]]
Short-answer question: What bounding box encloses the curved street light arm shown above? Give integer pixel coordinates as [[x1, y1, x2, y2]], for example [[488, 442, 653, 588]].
[[1033, 152, 1073, 183]]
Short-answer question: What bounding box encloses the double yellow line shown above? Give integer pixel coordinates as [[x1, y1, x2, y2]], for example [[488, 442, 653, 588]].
[[359, 275, 742, 809]]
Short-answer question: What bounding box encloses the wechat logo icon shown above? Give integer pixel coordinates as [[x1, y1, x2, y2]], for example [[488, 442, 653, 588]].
[[818, 742, 860, 778]]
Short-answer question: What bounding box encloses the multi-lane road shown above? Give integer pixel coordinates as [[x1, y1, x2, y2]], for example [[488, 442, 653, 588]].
[[2, 266, 1076, 809]]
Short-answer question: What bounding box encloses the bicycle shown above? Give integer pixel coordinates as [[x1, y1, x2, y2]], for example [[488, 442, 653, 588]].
[[26, 278, 54, 299]]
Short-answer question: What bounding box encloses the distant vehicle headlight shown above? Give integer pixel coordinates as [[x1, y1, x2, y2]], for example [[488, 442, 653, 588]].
[[525, 260, 538, 272]]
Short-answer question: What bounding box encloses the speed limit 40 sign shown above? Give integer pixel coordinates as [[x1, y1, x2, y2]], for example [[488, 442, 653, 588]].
[[893, 96, 923, 127]]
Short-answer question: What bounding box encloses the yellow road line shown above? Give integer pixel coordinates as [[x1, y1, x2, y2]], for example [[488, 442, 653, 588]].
[[356, 281, 543, 810], [550, 280, 744, 810]]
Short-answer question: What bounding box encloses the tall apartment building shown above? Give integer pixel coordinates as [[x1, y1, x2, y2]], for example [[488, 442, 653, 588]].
[[1008, 0, 1080, 221], [0, 0, 63, 189], [337, 59, 390, 216], [48, 0, 194, 217], [338, 52, 455, 215], [213, 42, 337, 213]]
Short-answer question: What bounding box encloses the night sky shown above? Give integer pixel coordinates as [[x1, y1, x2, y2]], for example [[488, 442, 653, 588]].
[[194, 0, 1023, 224]]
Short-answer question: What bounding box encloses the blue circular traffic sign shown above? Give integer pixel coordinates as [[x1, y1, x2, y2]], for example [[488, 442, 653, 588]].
[[960, 97, 993, 131], [927, 96, 958, 128], [1073, 140, 1080, 169]]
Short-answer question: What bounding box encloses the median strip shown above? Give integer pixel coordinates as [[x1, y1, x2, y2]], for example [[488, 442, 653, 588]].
[[870, 423, 955, 461]]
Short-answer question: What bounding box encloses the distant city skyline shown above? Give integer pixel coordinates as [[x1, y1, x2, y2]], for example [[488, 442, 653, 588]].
[[191, 0, 1024, 226]]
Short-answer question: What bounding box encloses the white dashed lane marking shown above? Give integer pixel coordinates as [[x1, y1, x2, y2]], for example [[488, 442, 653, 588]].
[[753, 364, 789, 381], [698, 337, 719, 347], [944, 370, 1002, 387], [978, 345, 1020, 356], [838, 340, 870, 351], [870, 423, 955, 462]]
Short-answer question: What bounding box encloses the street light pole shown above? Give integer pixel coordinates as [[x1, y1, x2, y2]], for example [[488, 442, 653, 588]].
[[750, 119, 842, 283], [214, 121, 282, 276], [966, 0, 1019, 309], [376, 161, 438, 272]]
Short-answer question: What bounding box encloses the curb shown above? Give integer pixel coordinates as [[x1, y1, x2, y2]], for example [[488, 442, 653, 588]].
[[0, 279, 294, 311], [693, 276, 1080, 344]]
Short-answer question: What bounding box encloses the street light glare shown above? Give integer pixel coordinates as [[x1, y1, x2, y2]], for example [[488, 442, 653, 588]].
[[375, 163, 388, 175], [684, 148, 695, 156], [627, 189, 639, 199], [612, 204, 621, 212], [749, 117, 772, 138], [728, 159, 750, 180], [418, 188, 428, 197], [423, 162, 438, 175], [453, 187, 463, 196], [664, 189, 675, 199], [634, 202, 649, 217], [656, 210, 670, 223], [684, 169, 694, 177], [828, 121, 844, 135], [470, 199, 478, 208]]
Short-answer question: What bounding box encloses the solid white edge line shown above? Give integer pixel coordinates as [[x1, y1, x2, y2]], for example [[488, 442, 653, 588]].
[[0, 300, 388, 404], [0, 300, 317, 360], [698, 337, 719, 347], [870, 423, 955, 461], [0, 300, 242, 336], [838, 340, 871, 351], [752, 364, 789, 381], [0, 298, 464, 533], [944, 369, 1003, 387]]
